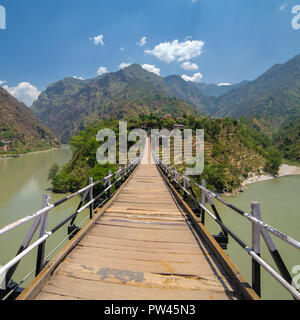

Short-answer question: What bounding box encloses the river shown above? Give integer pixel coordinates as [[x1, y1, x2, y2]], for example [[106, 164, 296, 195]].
[[0, 147, 299, 299], [0, 145, 90, 291], [205, 175, 300, 300]]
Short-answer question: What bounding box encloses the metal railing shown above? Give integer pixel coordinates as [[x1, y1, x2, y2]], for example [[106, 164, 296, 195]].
[[152, 151, 300, 300], [0, 155, 142, 300]]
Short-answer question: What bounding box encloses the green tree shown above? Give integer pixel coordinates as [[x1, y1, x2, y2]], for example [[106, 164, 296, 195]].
[[48, 164, 59, 181]]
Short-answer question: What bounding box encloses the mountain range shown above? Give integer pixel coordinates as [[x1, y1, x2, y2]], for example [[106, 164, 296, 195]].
[[0, 87, 58, 155], [32, 64, 199, 142], [31, 54, 300, 160]]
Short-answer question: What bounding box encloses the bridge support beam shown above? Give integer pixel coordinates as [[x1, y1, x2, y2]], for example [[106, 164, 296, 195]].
[[251, 202, 261, 297], [36, 195, 51, 276]]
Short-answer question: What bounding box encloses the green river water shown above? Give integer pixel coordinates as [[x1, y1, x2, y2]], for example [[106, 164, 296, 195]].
[[0, 146, 299, 299], [0, 146, 90, 292]]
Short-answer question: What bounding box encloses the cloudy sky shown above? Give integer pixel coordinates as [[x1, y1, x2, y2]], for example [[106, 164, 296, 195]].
[[1, 0, 300, 106]]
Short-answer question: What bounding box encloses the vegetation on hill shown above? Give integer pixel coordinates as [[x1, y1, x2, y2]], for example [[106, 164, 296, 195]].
[[273, 116, 300, 161], [50, 114, 281, 195], [50, 119, 142, 193], [150, 114, 281, 193], [0, 87, 59, 156]]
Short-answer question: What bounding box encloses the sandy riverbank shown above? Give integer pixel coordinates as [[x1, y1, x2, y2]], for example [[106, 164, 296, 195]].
[[242, 164, 300, 187], [222, 164, 300, 197]]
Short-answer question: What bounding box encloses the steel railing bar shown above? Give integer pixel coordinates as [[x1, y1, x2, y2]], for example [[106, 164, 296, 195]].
[[155, 157, 300, 251], [198, 198, 300, 300]]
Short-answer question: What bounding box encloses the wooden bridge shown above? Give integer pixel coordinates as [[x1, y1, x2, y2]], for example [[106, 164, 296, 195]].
[[15, 139, 256, 300], [1, 138, 299, 300]]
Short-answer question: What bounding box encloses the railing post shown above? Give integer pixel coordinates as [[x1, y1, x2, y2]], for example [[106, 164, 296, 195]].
[[201, 179, 206, 225], [117, 166, 121, 188], [183, 173, 187, 200], [89, 177, 93, 219], [258, 207, 293, 286], [107, 170, 111, 199], [251, 202, 261, 297], [121, 166, 125, 183], [35, 194, 50, 276]]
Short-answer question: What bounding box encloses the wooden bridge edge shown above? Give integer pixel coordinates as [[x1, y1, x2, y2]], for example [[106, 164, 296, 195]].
[[16, 164, 140, 300], [156, 164, 260, 301]]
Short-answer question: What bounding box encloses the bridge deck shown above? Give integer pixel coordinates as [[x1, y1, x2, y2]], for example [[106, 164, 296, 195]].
[[20, 141, 247, 300]]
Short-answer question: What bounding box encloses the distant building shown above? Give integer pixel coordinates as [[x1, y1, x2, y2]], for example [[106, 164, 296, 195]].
[[163, 114, 173, 120], [1, 144, 8, 152], [0, 140, 13, 152]]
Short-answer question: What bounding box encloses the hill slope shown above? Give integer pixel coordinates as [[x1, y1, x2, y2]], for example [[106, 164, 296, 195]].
[[163, 75, 213, 111], [210, 53, 300, 132], [0, 87, 58, 155], [32, 65, 198, 143], [50, 116, 280, 194]]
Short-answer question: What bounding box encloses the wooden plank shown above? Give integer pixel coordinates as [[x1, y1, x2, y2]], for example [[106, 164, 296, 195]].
[[38, 275, 237, 300], [55, 262, 237, 296]]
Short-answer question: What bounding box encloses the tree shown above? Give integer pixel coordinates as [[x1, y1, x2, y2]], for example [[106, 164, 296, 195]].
[[48, 164, 59, 181]]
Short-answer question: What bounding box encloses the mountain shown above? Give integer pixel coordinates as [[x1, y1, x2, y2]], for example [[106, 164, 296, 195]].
[[209, 53, 300, 132], [163, 75, 213, 111], [32, 64, 198, 143], [0, 86, 58, 155], [195, 81, 250, 97]]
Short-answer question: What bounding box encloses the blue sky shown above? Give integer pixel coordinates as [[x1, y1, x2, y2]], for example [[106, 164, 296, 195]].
[[1, 0, 300, 105]]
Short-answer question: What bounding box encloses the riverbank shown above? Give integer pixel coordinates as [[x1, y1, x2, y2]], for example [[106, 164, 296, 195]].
[[223, 164, 300, 196], [242, 164, 300, 187], [0, 147, 60, 160]]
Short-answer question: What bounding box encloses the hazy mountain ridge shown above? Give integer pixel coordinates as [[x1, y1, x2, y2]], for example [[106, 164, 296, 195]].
[[0, 86, 58, 155], [211, 54, 300, 127], [195, 80, 250, 97]]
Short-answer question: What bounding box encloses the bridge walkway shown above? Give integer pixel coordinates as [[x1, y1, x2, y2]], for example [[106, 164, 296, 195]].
[[19, 140, 245, 300]]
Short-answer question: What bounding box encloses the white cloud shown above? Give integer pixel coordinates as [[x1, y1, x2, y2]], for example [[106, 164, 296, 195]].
[[217, 82, 231, 86], [279, 4, 286, 10], [145, 39, 205, 63], [90, 34, 104, 46], [0, 80, 7, 85], [181, 72, 203, 83], [137, 36, 147, 47], [192, 0, 198, 3], [73, 76, 84, 80], [119, 62, 132, 69], [3, 82, 41, 106], [180, 61, 199, 71], [97, 66, 108, 76], [141, 64, 160, 76], [120, 47, 125, 51]]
